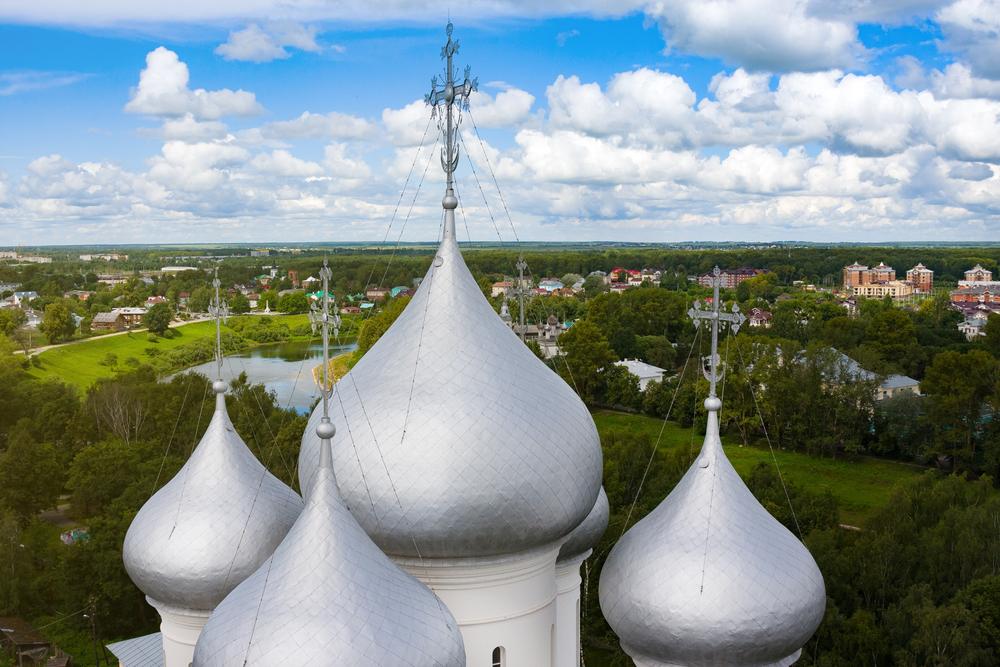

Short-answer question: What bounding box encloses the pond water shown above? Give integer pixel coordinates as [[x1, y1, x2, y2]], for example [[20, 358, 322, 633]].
[[175, 340, 357, 414]]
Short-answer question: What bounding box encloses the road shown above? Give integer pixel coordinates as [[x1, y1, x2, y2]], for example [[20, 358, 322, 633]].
[[14, 316, 213, 355]]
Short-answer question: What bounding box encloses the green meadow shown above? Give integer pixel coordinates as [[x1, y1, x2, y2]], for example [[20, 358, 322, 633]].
[[592, 409, 926, 527], [27, 315, 311, 391]]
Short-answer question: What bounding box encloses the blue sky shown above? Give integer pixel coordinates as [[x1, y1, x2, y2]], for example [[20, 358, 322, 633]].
[[0, 1, 998, 244]]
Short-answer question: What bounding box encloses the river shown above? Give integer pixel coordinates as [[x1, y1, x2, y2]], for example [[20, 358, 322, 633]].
[[176, 340, 357, 413]]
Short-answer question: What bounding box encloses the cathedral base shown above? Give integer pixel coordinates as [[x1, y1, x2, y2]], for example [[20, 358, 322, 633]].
[[148, 597, 211, 667], [395, 543, 562, 667], [554, 550, 590, 667]]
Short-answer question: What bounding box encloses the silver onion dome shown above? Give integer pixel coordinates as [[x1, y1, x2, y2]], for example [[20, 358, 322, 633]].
[[598, 402, 826, 666], [297, 219, 603, 558], [193, 421, 466, 666], [558, 486, 609, 563], [123, 387, 303, 611]]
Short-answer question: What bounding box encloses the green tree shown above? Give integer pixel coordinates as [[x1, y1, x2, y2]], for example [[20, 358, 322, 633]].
[[39, 301, 76, 343], [66, 441, 143, 517], [143, 302, 173, 335], [278, 292, 310, 314], [354, 297, 410, 362], [558, 319, 617, 403], [186, 286, 213, 313], [0, 421, 63, 520], [0, 309, 26, 336], [582, 274, 608, 298], [984, 313, 1000, 359], [229, 292, 250, 314], [921, 349, 999, 469]]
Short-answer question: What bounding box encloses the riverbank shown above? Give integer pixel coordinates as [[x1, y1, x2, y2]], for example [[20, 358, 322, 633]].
[[24, 314, 333, 391]]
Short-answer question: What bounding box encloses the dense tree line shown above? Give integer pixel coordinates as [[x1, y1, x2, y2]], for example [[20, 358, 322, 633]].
[[0, 339, 306, 662]]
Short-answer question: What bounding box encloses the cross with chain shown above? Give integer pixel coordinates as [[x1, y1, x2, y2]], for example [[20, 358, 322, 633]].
[[425, 22, 478, 193], [688, 266, 746, 397], [207, 267, 229, 382], [309, 260, 340, 415]]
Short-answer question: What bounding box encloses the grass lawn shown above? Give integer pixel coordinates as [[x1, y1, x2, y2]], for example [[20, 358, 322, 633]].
[[27, 315, 311, 391], [592, 409, 925, 527]]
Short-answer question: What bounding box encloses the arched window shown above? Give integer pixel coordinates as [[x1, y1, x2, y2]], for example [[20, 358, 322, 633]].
[[491, 646, 505, 667]]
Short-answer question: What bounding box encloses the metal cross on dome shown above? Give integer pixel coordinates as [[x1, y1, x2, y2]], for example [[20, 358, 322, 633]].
[[309, 260, 340, 412], [688, 266, 746, 398], [425, 21, 478, 192], [207, 267, 229, 382]]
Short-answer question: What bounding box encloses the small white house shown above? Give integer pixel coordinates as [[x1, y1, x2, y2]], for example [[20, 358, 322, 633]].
[[615, 358, 667, 391]]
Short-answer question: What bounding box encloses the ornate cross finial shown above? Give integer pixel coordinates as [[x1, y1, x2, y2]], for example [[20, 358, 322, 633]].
[[207, 267, 229, 382], [688, 266, 746, 401], [514, 256, 528, 341], [425, 21, 478, 195], [309, 259, 340, 421]]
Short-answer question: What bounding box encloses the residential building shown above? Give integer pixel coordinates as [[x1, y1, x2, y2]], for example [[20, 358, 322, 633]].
[[958, 313, 989, 340], [842, 262, 869, 288], [748, 308, 772, 328], [964, 264, 993, 283], [538, 278, 564, 292], [852, 280, 913, 300], [80, 253, 128, 261], [11, 291, 38, 307], [365, 286, 390, 302], [698, 267, 763, 289], [250, 249, 271, 257], [826, 349, 920, 401], [160, 266, 199, 275], [65, 290, 94, 301], [950, 285, 1000, 306], [0, 251, 16, 259], [91, 311, 126, 331], [18, 255, 52, 264], [491, 280, 513, 297], [0, 282, 19, 294], [615, 358, 668, 391], [843, 261, 898, 289], [609, 267, 641, 284], [97, 273, 128, 286], [146, 296, 168, 306], [587, 270, 609, 285], [905, 263, 934, 293], [117, 307, 148, 328]]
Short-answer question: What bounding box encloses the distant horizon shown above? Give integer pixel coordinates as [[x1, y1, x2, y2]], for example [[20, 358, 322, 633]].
[[4, 239, 1000, 251]]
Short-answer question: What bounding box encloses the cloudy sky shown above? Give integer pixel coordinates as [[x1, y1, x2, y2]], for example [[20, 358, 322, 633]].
[[0, 1, 998, 244]]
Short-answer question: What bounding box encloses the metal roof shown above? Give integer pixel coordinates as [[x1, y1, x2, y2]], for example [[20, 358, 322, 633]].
[[106, 633, 163, 667]]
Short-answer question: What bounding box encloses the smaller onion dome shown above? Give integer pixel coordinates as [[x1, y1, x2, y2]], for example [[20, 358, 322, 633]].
[[123, 386, 303, 611], [599, 401, 825, 666], [193, 419, 466, 666], [558, 486, 609, 563]]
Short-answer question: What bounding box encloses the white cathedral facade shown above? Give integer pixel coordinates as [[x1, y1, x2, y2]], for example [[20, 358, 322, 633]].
[[114, 23, 826, 667]]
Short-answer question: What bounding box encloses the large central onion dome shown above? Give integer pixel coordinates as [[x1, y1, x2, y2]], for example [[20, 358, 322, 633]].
[[194, 419, 466, 666], [599, 398, 826, 667], [298, 214, 603, 558], [124, 385, 303, 611]]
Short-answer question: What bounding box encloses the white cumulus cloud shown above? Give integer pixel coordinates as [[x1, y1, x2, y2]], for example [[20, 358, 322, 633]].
[[215, 22, 323, 63], [125, 47, 262, 119]]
